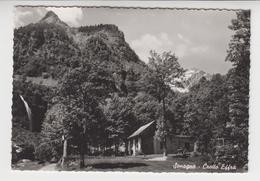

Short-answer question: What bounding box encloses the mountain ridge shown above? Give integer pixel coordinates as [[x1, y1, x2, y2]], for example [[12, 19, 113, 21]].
[[14, 11, 144, 72], [169, 68, 212, 93], [13, 11, 147, 97], [39, 10, 69, 28], [14, 11, 210, 94]]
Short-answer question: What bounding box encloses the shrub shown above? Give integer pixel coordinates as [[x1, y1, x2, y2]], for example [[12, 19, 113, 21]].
[[35, 142, 61, 162], [42, 72, 49, 79], [12, 143, 35, 163], [35, 104, 65, 161], [214, 144, 247, 167], [11, 126, 41, 163]]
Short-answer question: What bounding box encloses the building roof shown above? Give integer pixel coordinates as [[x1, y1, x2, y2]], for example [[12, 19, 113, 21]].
[[128, 121, 155, 139]]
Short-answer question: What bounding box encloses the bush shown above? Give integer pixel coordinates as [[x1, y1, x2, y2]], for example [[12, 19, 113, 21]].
[[12, 143, 35, 163], [35, 142, 61, 162], [42, 72, 49, 79], [11, 126, 41, 163], [35, 104, 65, 161], [214, 144, 247, 167]]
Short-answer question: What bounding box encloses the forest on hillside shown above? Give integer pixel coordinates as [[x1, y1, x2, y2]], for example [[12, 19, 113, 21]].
[[12, 10, 250, 169]]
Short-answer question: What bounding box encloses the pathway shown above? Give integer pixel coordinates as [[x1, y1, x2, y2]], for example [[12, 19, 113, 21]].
[[38, 163, 58, 171]]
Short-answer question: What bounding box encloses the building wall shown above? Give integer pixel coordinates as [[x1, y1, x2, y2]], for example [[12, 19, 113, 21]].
[[153, 135, 194, 154], [128, 122, 194, 155], [141, 134, 154, 154], [129, 123, 156, 155], [140, 122, 156, 155]]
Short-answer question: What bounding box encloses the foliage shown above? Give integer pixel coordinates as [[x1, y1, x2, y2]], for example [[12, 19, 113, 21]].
[[12, 10, 250, 169], [104, 95, 138, 151], [35, 103, 66, 161], [12, 143, 35, 163], [78, 24, 123, 36], [12, 79, 54, 131], [57, 61, 117, 166], [12, 126, 41, 163], [182, 74, 229, 154], [14, 22, 80, 79], [226, 10, 250, 71], [12, 11, 146, 163], [224, 10, 250, 166], [143, 51, 184, 155], [132, 92, 161, 125]]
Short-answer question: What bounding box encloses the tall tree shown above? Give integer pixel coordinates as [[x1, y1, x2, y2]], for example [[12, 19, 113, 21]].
[[225, 10, 250, 166], [183, 76, 228, 155], [145, 51, 184, 156], [226, 10, 250, 74], [104, 95, 138, 155], [36, 103, 67, 163], [59, 61, 116, 168]]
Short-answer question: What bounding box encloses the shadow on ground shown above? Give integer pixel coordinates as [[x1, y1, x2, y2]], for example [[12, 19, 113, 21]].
[[87, 162, 148, 169]]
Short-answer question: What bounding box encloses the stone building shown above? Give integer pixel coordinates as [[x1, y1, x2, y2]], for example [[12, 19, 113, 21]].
[[127, 121, 194, 156]]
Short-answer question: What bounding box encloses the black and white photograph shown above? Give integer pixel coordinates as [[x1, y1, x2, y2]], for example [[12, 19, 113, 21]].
[[10, 5, 250, 172]]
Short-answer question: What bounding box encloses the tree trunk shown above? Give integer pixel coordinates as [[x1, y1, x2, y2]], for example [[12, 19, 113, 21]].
[[162, 138, 167, 157], [114, 143, 118, 156], [193, 140, 199, 153], [61, 138, 68, 168], [101, 146, 105, 155], [124, 140, 129, 155], [162, 96, 168, 157], [79, 141, 85, 168]]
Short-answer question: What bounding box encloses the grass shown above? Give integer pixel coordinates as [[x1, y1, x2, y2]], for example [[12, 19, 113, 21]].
[[62, 155, 246, 172], [12, 161, 46, 171], [12, 155, 246, 172]]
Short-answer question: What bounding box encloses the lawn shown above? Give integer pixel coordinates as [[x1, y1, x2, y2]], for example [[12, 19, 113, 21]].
[[61, 155, 245, 173], [12, 155, 246, 172], [12, 160, 46, 171]]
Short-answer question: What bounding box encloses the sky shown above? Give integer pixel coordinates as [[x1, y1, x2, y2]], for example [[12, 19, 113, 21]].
[[14, 7, 237, 74]]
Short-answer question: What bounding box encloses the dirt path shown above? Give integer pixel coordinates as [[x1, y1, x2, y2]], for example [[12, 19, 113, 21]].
[[38, 163, 58, 171]]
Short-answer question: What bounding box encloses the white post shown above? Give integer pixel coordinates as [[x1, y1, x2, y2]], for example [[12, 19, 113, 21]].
[[132, 139, 136, 156], [193, 140, 199, 156], [138, 137, 142, 153], [128, 140, 131, 155]]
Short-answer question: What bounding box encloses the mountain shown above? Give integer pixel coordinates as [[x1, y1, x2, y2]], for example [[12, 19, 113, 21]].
[[39, 11, 69, 28], [12, 11, 149, 135], [13, 12, 79, 79], [12, 11, 214, 157], [169, 68, 212, 93], [13, 11, 146, 91], [14, 11, 213, 96]]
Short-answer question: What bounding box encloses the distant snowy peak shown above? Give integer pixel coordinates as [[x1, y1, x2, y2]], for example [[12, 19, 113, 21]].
[[169, 68, 212, 93]]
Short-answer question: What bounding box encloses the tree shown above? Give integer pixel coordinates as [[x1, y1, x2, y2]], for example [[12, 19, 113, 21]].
[[144, 51, 184, 156], [226, 10, 250, 74], [104, 95, 138, 155], [168, 93, 188, 135], [58, 61, 116, 168], [183, 78, 213, 155], [36, 103, 66, 163], [225, 10, 250, 166], [182, 74, 229, 156], [132, 92, 162, 126]]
